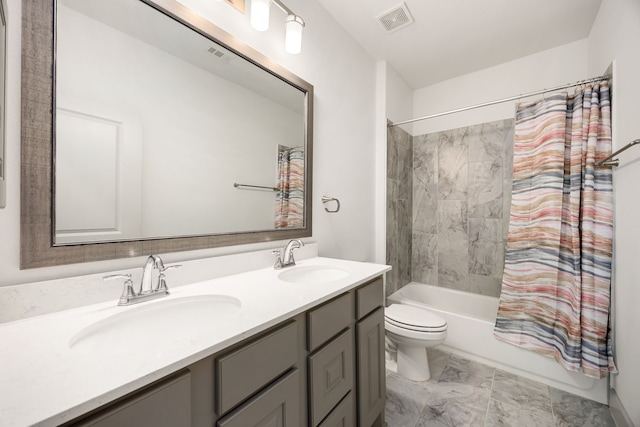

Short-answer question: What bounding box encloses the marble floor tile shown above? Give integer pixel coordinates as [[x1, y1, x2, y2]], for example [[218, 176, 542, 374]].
[[384, 352, 614, 427], [438, 364, 493, 391], [491, 369, 552, 413], [415, 382, 490, 427], [486, 398, 555, 427], [444, 354, 496, 381], [550, 388, 616, 427], [385, 372, 433, 427]]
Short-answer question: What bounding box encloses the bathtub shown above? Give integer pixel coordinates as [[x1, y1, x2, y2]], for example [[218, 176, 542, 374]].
[[387, 282, 609, 404]]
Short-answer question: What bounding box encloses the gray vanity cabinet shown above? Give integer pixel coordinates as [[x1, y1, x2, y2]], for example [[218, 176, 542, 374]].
[[65, 276, 385, 427]]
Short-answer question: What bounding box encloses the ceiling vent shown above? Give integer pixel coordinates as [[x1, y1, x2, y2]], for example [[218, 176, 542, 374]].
[[207, 46, 232, 63], [376, 3, 414, 33]]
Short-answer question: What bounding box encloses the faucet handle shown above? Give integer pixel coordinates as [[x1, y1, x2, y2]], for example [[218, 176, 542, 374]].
[[156, 264, 181, 292], [272, 250, 283, 270], [103, 274, 135, 306]]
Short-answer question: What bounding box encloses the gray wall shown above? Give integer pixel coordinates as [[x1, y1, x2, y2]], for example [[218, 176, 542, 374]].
[[387, 118, 514, 298]]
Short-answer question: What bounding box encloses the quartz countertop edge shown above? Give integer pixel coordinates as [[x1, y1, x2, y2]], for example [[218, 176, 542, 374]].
[[0, 257, 390, 427]]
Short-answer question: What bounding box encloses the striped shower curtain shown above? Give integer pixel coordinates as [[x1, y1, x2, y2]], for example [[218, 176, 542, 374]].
[[494, 84, 616, 379], [275, 145, 304, 228]]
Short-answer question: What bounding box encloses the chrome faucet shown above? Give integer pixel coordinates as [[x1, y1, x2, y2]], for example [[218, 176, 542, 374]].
[[103, 255, 181, 306], [273, 239, 304, 269], [140, 255, 164, 294]]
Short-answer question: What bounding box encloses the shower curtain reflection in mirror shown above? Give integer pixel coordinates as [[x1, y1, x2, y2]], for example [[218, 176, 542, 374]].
[[275, 145, 304, 228]]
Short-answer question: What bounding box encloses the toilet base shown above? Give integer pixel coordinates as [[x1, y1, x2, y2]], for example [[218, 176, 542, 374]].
[[397, 343, 431, 381]]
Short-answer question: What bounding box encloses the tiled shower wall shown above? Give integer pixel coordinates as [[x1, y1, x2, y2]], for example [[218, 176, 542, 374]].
[[386, 118, 515, 298], [386, 123, 412, 298]]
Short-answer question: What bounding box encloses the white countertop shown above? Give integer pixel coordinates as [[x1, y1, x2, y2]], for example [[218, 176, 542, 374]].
[[0, 257, 390, 427]]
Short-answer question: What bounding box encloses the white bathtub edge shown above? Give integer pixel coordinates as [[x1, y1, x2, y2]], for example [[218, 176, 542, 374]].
[[438, 344, 608, 404]]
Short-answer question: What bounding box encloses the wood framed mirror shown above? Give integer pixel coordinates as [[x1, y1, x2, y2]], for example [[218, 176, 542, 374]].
[[21, 0, 313, 268]]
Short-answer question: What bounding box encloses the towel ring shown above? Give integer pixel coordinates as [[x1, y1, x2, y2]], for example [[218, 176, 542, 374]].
[[322, 196, 340, 213]]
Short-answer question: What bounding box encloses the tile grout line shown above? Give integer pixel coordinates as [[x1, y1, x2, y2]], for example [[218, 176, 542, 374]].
[[548, 385, 557, 425], [483, 368, 497, 427]]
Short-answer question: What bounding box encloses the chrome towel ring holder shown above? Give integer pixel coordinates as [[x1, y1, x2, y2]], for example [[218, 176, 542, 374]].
[[322, 196, 340, 213]]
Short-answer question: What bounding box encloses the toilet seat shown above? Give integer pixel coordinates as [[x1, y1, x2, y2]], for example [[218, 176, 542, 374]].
[[385, 304, 447, 333]]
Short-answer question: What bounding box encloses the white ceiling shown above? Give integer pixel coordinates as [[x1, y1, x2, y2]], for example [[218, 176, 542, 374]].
[[317, 0, 603, 89]]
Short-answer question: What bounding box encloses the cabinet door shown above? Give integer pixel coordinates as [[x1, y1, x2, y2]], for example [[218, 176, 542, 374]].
[[308, 293, 353, 351], [216, 321, 298, 414], [356, 277, 383, 320], [356, 307, 385, 427], [309, 329, 354, 426], [217, 369, 299, 427], [72, 370, 191, 427], [318, 392, 354, 427]]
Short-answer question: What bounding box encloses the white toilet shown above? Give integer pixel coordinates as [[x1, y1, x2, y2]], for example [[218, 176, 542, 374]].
[[384, 304, 448, 381]]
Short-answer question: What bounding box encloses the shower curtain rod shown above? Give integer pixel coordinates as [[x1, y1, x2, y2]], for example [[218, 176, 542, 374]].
[[388, 75, 611, 128]]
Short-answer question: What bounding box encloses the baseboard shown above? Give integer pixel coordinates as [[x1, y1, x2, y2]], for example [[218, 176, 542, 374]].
[[609, 388, 635, 427]]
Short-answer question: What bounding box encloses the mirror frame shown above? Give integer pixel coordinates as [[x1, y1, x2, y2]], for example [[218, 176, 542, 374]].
[[20, 0, 313, 269]]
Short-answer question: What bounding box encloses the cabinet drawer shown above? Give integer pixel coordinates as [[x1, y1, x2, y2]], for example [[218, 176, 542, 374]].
[[216, 321, 298, 414], [72, 370, 191, 427], [308, 293, 353, 351], [356, 277, 383, 320], [309, 329, 354, 426], [318, 392, 354, 427], [217, 369, 299, 427], [356, 307, 386, 427]]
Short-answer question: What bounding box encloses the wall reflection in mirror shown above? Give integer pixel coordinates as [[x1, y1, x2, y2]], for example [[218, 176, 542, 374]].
[[55, 0, 307, 244]]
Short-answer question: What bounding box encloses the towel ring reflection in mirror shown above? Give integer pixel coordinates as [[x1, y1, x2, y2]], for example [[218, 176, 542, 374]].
[[322, 196, 340, 213]]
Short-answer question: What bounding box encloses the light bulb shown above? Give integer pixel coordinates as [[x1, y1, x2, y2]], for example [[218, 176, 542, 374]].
[[251, 0, 271, 31], [285, 15, 304, 54]]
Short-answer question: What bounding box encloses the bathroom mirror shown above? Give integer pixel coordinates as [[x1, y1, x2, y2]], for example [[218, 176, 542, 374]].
[[20, 0, 313, 268]]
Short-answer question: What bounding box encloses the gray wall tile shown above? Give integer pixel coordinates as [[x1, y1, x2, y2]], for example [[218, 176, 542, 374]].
[[437, 128, 468, 200], [414, 134, 438, 185], [387, 118, 515, 298], [437, 200, 468, 254], [438, 253, 469, 290], [468, 160, 503, 219], [411, 119, 514, 297], [386, 124, 413, 293], [412, 232, 437, 285], [413, 183, 437, 234]]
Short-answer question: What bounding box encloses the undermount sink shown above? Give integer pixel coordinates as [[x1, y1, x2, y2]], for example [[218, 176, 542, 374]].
[[277, 265, 350, 284], [69, 295, 241, 354]]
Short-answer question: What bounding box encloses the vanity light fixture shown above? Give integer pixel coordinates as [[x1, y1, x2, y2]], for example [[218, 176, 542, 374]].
[[250, 0, 271, 31], [250, 0, 305, 54]]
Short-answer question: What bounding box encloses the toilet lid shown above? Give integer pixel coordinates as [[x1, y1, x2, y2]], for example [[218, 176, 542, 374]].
[[385, 304, 447, 332]]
